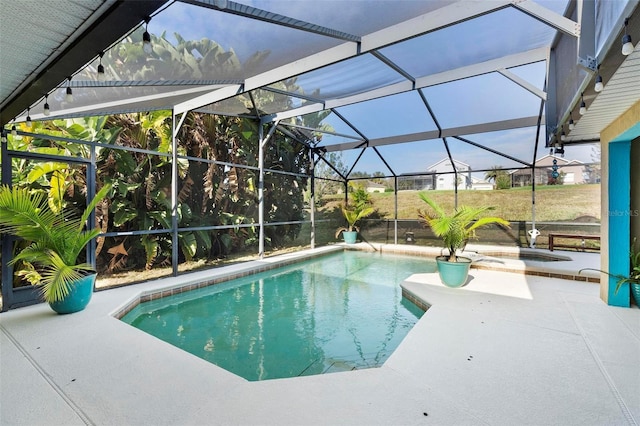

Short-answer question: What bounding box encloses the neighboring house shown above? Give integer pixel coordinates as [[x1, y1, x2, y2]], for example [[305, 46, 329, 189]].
[[510, 155, 587, 186], [470, 176, 493, 190], [427, 158, 472, 190], [398, 174, 435, 191], [364, 181, 386, 193], [397, 158, 473, 190]]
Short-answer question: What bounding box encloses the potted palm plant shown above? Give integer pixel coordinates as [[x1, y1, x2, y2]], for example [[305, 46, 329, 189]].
[[579, 238, 640, 305], [418, 193, 510, 287], [335, 204, 374, 244], [0, 184, 111, 314]]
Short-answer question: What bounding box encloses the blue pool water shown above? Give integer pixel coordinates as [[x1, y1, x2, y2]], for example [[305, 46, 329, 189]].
[[122, 251, 435, 381]]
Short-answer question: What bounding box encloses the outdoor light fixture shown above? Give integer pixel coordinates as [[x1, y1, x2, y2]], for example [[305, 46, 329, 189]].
[[1, 130, 7, 143], [11, 121, 22, 140], [44, 95, 50, 116], [142, 18, 153, 54], [579, 93, 586, 115], [622, 18, 634, 56], [26, 108, 32, 127], [97, 53, 106, 82], [66, 77, 73, 102], [568, 115, 575, 130], [560, 128, 566, 142], [594, 65, 604, 92]]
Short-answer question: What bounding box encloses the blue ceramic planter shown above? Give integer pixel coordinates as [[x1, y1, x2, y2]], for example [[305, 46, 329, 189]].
[[632, 283, 640, 306], [49, 273, 96, 314], [436, 256, 471, 288], [342, 231, 358, 244]]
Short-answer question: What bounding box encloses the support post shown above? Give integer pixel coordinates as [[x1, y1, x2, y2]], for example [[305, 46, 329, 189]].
[[171, 110, 179, 276], [309, 147, 316, 249], [394, 176, 398, 245], [87, 144, 97, 268], [258, 124, 265, 259], [1, 139, 11, 310], [530, 165, 538, 248], [344, 180, 349, 205], [257, 121, 279, 259], [454, 170, 459, 209]]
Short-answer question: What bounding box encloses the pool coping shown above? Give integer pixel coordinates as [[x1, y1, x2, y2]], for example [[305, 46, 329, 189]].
[[343, 243, 601, 282]]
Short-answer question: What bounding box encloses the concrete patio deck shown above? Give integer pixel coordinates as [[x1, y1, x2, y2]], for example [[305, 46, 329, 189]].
[[1, 245, 638, 425]]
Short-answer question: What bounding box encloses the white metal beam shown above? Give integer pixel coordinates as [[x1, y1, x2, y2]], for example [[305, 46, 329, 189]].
[[361, 0, 512, 52], [324, 116, 542, 152], [325, 81, 414, 109], [20, 85, 224, 122], [244, 43, 359, 92], [512, 0, 580, 37], [173, 84, 243, 115], [261, 103, 326, 125], [415, 47, 549, 88], [497, 68, 547, 100], [173, 112, 187, 138], [279, 123, 362, 141]]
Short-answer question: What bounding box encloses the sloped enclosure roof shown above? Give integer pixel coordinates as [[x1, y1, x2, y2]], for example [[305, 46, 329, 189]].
[[1, 0, 639, 177]]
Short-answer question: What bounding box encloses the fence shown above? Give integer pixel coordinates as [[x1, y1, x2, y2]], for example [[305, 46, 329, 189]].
[[357, 219, 600, 251]]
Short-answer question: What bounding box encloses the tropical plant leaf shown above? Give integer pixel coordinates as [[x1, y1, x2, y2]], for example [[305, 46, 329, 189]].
[[113, 208, 139, 227], [140, 235, 158, 270], [418, 193, 510, 262], [178, 176, 194, 203], [179, 232, 197, 261], [0, 184, 109, 302], [195, 229, 212, 252]]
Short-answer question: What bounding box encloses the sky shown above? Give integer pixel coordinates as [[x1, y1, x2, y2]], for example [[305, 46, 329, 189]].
[[148, 0, 596, 177]]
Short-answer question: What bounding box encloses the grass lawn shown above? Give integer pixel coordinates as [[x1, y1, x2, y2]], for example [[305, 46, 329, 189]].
[[319, 184, 601, 222]]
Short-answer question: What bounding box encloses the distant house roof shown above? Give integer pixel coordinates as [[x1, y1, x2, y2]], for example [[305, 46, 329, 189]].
[[471, 176, 490, 184], [509, 155, 584, 174], [426, 157, 471, 171], [365, 181, 386, 188], [535, 154, 583, 166]]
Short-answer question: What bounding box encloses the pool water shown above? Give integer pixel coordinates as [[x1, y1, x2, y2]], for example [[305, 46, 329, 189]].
[[122, 251, 434, 381]]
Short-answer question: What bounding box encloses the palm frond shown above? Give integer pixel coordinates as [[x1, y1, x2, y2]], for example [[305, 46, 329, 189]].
[[468, 216, 510, 233], [418, 195, 510, 261], [418, 192, 445, 217], [0, 186, 57, 239], [0, 184, 110, 303], [38, 251, 94, 303], [78, 185, 112, 230]]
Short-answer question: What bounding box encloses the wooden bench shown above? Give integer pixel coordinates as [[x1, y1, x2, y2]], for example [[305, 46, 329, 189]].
[[548, 233, 600, 252]]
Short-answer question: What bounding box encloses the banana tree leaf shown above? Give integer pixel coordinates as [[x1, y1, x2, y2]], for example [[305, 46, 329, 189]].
[[26, 162, 68, 183], [113, 208, 139, 227], [179, 232, 197, 261], [147, 211, 171, 229]]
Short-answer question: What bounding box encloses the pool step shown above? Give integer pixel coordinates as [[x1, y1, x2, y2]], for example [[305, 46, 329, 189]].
[[297, 355, 380, 377]]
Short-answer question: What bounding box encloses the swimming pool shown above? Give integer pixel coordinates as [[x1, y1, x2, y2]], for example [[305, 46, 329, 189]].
[[121, 250, 434, 381]]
